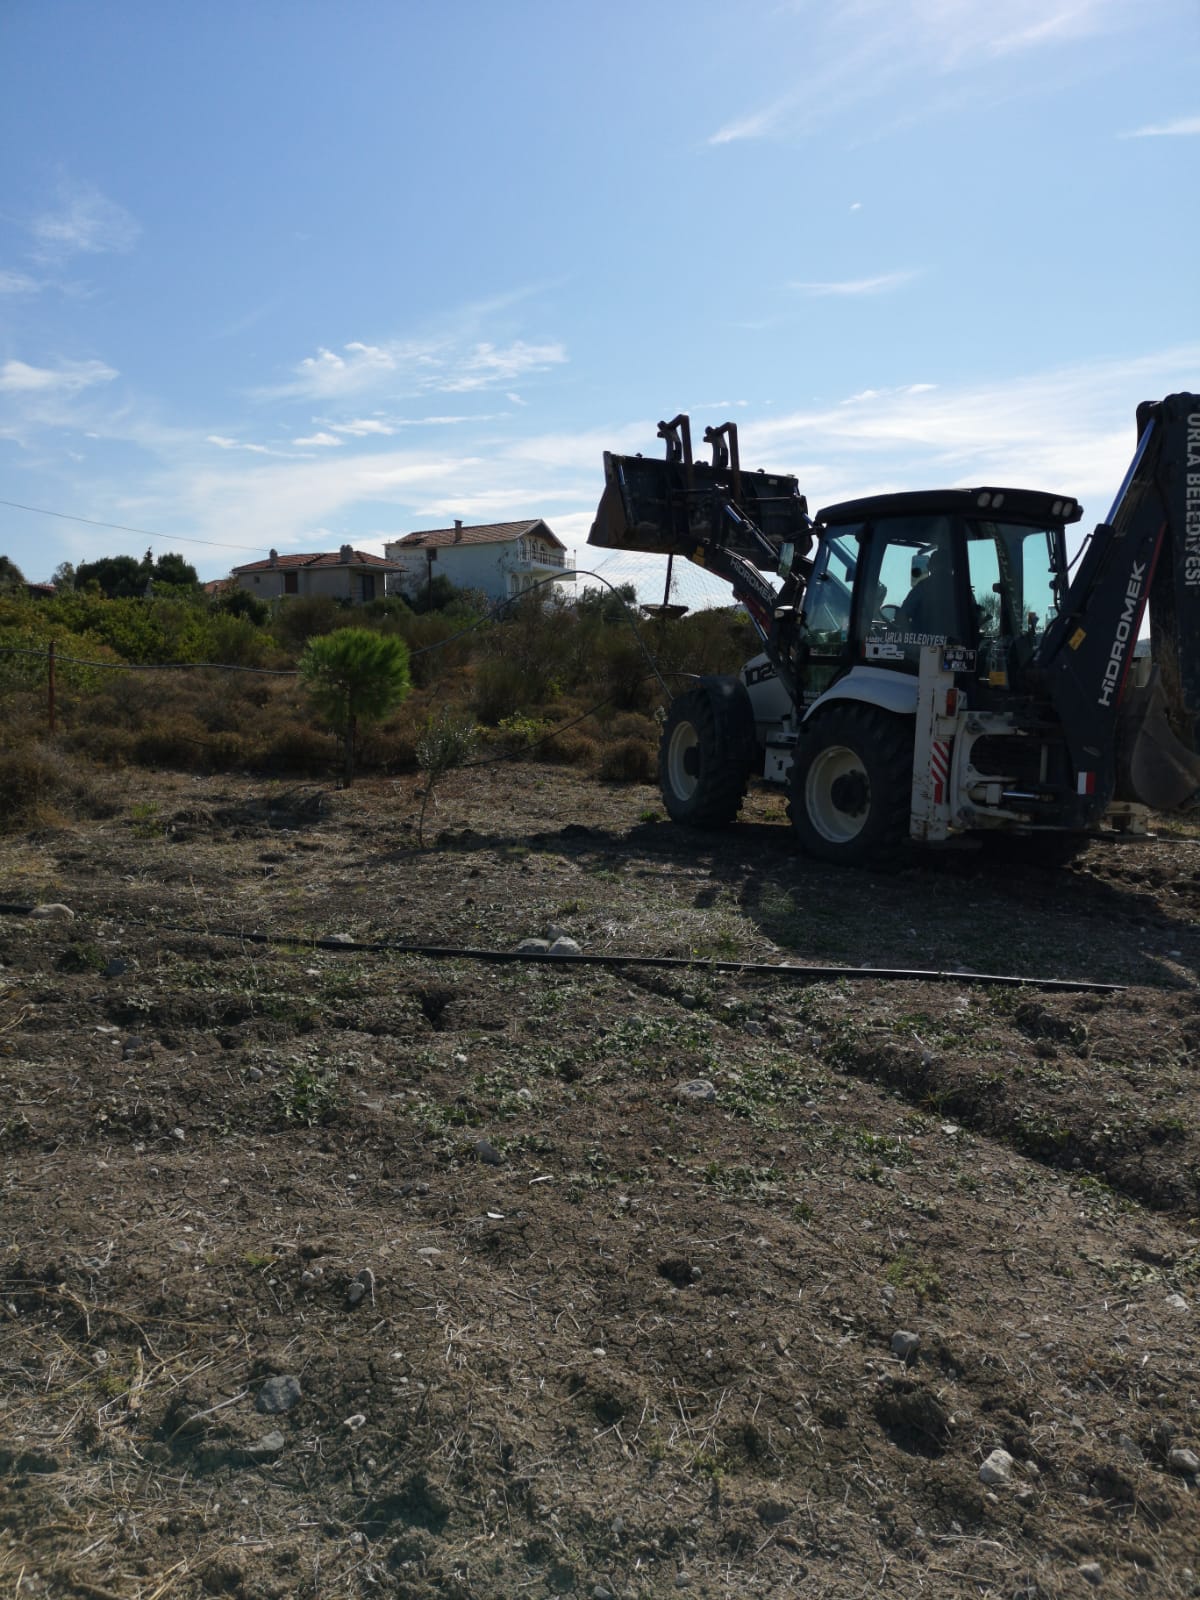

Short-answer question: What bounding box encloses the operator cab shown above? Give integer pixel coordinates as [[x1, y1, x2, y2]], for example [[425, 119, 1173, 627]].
[[800, 488, 1081, 695]]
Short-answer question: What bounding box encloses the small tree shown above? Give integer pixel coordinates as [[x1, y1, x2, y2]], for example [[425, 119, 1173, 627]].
[[299, 627, 412, 785], [415, 710, 478, 846]]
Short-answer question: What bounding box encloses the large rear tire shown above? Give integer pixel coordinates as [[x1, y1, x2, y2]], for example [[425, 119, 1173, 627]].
[[788, 704, 913, 867], [659, 684, 755, 828]]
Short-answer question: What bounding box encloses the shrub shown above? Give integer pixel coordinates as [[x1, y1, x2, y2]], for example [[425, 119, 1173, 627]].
[[598, 736, 656, 783], [0, 745, 110, 833], [273, 596, 346, 652]]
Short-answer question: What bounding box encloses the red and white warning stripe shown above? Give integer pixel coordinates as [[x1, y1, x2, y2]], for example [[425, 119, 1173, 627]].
[[931, 740, 951, 805], [1076, 771, 1096, 796]]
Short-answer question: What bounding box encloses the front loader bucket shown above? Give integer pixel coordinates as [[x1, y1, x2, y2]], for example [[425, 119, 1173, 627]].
[[589, 450, 810, 569], [1116, 667, 1200, 811], [589, 475, 680, 556]]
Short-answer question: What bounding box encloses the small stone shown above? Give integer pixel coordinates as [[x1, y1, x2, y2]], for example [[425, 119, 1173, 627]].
[[121, 1035, 146, 1058], [979, 1448, 1014, 1486], [1168, 1447, 1200, 1477], [891, 1330, 920, 1363], [1116, 1433, 1143, 1464], [592, 1587, 615, 1600], [1079, 1562, 1103, 1586], [246, 1066, 263, 1082], [326, 932, 355, 945], [474, 1137, 504, 1166], [743, 1019, 764, 1035], [516, 938, 550, 954], [676, 1079, 716, 1104], [548, 936, 581, 956], [255, 1375, 301, 1415], [30, 903, 74, 921], [674, 1574, 691, 1589], [1165, 1293, 1189, 1313], [244, 1430, 285, 1460], [344, 1413, 367, 1429], [103, 958, 128, 978], [347, 1267, 375, 1307]]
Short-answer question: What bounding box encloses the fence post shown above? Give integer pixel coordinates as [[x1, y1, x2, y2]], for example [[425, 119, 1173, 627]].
[[48, 639, 56, 734]]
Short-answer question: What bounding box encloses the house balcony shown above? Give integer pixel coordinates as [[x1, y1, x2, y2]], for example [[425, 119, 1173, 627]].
[[511, 547, 576, 580]]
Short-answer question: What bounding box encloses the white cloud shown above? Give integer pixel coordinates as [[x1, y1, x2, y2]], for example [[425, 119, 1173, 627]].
[[791, 271, 918, 296], [30, 181, 140, 262], [0, 271, 40, 295], [271, 335, 566, 401], [332, 418, 396, 436], [440, 340, 566, 393], [206, 434, 271, 454], [0, 357, 117, 394], [1121, 115, 1200, 138], [709, 100, 792, 146], [294, 431, 342, 447]]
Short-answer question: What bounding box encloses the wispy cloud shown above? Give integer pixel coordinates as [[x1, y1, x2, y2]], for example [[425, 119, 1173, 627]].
[[293, 431, 342, 448], [332, 417, 396, 437], [0, 271, 41, 295], [206, 434, 271, 454], [0, 358, 117, 394], [707, 0, 1127, 145], [1120, 114, 1200, 138], [790, 270, 919, 297], [30, 181, 140, 263], [271, 336, 566, 401], [709, 98, 794, 146]]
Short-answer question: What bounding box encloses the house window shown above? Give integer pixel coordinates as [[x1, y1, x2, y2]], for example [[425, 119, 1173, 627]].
[[360, 573, 376, 602], [284, 571, 298, 595]]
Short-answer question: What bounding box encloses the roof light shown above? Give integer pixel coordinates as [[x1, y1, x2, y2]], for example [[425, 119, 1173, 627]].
[[992, 492, 1005, 509], [1051, 499, 1063, 516], [977, 491, 992, 507]]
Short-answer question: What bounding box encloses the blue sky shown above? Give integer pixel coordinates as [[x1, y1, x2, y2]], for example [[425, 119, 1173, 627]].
[[1, 0, 1197, 606]]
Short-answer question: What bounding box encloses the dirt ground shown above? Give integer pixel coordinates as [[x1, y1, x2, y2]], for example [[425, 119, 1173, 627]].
[[1, 762, 1199, 1600]]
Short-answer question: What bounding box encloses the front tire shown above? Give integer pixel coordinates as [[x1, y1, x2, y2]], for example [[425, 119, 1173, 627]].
[[659, 683, 755, 828], [788, 704, 913, 866]]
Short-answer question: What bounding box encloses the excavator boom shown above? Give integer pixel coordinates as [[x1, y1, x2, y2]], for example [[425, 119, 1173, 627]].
[[1037, 392, 1200, 810]]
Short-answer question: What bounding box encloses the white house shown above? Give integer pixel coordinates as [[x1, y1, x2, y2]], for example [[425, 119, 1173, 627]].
[[384, 520, 574, 604], [230, 545, 403, 603]]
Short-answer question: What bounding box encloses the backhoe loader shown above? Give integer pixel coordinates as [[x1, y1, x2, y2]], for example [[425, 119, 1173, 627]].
[[588, 395, 1200, 864]]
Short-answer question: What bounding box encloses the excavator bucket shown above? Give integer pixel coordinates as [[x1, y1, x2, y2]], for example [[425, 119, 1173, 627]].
[[1117, 666, 1200, 811]]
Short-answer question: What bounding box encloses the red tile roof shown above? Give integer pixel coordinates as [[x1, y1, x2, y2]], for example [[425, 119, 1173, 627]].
[[232, 549, 403, 574], [391, 519, 564, 551]]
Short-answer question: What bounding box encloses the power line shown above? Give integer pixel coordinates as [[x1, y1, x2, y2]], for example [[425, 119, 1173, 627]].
[[0, 498, 268, 555]]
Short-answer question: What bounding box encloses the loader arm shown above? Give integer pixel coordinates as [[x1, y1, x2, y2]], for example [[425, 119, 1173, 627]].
[[589, 419, 815, 699], [1036, 392, 1200, 811]]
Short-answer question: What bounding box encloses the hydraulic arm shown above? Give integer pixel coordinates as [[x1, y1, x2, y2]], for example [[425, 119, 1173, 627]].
[[1037, 393, 1200, 810]]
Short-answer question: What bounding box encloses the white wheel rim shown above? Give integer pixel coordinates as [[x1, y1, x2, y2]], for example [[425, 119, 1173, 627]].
[[805, 744, 869, 844], [667, 721, 700, 801]]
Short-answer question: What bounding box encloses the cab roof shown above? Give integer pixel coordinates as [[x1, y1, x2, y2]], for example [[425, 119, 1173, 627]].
[[816, 487, 1083, 528]]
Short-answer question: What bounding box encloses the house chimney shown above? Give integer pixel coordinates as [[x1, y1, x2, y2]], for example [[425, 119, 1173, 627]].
[[269, 548, 278, 568], [339, 543, 354, 564], [454, 520, 463, 542]]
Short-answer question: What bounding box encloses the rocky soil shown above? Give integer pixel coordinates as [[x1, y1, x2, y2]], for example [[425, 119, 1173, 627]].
[[1, 763, 1198, 1599]]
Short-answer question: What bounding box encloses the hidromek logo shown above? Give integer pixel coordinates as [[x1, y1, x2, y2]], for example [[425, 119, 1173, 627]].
[[1098, 561, 1146, 707]]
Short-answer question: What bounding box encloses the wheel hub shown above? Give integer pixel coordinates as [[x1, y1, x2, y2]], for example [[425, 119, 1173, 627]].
[[829, 770, 869, 816]]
